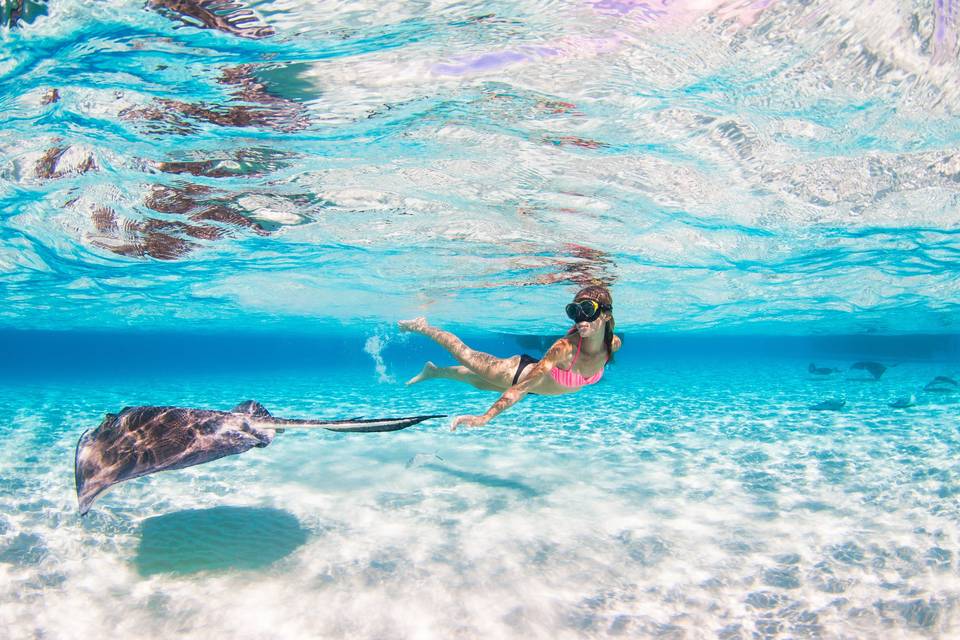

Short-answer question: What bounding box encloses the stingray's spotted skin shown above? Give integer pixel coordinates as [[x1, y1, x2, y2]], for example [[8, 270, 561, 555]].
[[75, 401, 444, 515], [75, 403, 275, 515]]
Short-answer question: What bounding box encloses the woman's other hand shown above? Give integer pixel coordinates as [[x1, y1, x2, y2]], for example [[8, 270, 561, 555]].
[[451, 414, 488, 431]]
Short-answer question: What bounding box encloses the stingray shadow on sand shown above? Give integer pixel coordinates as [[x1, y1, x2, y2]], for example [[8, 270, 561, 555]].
[[134, 505, 308, 576]]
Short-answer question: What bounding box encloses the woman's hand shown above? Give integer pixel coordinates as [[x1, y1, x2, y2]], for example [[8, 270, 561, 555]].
[[451, 414, 488, 431]]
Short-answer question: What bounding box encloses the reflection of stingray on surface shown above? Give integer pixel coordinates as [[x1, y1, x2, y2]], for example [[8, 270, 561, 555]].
[[5, 0, 273, 37], [35, 143, 97, 179], [530, 243, 617, 288], [134, 506, 308, 575], [148, 0, 274, 39], [421, 463, 539, 498], [154, 147, 298, 179], [85, 151, 320, 260], [122, 65, 309, 135], [34, 67, 313, 261], [88, 204, 234, 261], [1, 0, 47, 28], [475, 242, 618, 290]]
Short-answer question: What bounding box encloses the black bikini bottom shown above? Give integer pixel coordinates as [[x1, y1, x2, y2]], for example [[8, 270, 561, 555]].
[[513, 354, 539, 386]]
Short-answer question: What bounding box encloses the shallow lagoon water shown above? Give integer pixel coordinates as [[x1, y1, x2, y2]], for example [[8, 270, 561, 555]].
[[1, 333, 959, 638]]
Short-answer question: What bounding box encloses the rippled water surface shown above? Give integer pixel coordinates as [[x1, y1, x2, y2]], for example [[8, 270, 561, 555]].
[[1, 0, 959, 333], [2, 1, 960, 638]]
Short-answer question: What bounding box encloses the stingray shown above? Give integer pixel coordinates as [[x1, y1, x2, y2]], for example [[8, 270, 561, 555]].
[[924, 376, 958, 392], [808, 363, 840, 375], [888, 394, 917, 409], [889, 395, 916, 409], [849, 361, 889, 380], [75, 400, 444, 515], [809, 398, 846, 411]]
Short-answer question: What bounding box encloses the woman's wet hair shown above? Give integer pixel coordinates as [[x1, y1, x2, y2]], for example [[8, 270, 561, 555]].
[[570, 285, 616, 363], [574, 285, 612, 308]]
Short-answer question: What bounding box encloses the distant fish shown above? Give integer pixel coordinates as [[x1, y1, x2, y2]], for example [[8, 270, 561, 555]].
[[808, 363, 840, 375], [75, 401, 445, 515], [924, 376, 958, 392], [889, 395, 916, 409], [849, 361, 889, 380], [809, 399, 846, 411]]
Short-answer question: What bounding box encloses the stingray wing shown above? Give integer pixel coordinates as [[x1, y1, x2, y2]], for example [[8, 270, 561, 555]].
[[75, 406, 274, 516]]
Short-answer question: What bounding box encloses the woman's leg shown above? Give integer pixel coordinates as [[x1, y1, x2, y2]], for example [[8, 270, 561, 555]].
[[405, 362, 506, 391], [399, 317, 519, 388]]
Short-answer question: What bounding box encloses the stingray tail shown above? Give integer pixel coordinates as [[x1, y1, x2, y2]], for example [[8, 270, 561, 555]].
[[256, 414, 446, 433]]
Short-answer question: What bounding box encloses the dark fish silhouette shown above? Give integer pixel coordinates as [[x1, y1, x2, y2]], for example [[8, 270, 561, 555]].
[[809, 399, 846, 411], [808, 363, 840, 375], [889, 395, 916, 409], [75, 401, 444, 515], [924, 376, 958, 392], [849, 361, 888, 379]]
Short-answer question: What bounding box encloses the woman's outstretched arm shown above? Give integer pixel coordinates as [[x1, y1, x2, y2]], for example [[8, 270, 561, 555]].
[[451, 339, 571, 430]]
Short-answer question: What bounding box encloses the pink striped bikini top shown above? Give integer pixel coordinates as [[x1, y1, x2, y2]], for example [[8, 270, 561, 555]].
[[550, 335, 605, 388]]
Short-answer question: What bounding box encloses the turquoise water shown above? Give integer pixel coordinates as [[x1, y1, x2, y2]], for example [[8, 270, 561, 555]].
[[2, 1, 960, 638], [1, 337, 959, 637]]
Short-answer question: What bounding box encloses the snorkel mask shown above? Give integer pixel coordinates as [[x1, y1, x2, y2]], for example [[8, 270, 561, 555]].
[[565, 299, 611, 323]]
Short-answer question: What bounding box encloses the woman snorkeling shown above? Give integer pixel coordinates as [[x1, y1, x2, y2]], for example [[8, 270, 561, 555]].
[[399, 285, 620, 429]]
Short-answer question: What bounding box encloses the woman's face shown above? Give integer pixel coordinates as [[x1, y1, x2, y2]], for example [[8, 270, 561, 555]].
[[574, 308, 607, 338]]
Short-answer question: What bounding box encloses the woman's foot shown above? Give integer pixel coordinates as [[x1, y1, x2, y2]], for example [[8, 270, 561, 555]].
[[406, 361, 438, 385], [398, 317, 429, 333]]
